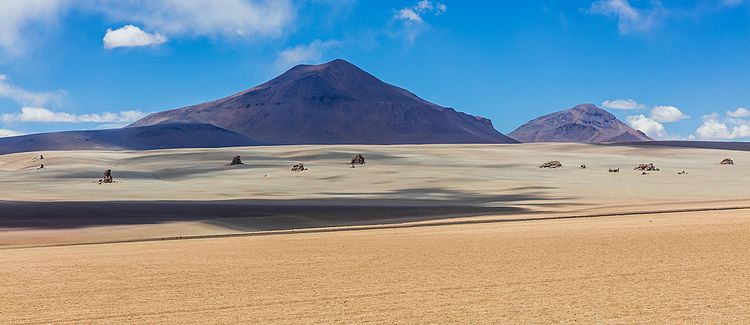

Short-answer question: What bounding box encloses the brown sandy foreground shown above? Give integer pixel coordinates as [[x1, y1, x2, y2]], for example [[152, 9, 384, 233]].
[[1, 143, 750, 323], [1, 209, 749, 324]]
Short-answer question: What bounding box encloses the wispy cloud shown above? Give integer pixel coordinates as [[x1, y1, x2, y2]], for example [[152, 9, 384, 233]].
[[1, 107, 147, 124], [0, 128, 24, 138], [587, 0, 666, 35], [103, 25, 167, 49], [726, 107, 750, 118], [91, 0, 295, 39], [392, 0, 447, 44], [602, 98, 646, 110], [0, 0, 297, 55], [0, 0, 68, 56], [0, 74, 67, 107], [275, 39, 341, 70]]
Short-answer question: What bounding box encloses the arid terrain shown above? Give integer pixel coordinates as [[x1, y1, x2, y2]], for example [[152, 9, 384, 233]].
[[1, 143, 749, 323]]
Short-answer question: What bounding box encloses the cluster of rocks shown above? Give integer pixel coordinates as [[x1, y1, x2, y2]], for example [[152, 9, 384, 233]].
[[98, 169, 114, 184], [721, 158, 734, 165], [540, 161, 562, 169], [580, 164, 587, 169], [634, 163, 659, 171], [228, 156, 244, 166], [678, 171, 688, 175], [291, 163, 307, 172], [608, 168, 620, 173], [351, 154, 366, 165]]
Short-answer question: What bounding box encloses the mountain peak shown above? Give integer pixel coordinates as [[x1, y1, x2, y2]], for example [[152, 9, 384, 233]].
[[509, 104, 652, 143], [288, 59, 359, 73], [131, 59, 515, 144]]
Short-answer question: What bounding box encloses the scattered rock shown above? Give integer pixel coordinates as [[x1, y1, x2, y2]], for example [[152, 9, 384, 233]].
[[291, 163, 307, 172], [580, 164, 587, 169], [678, 171, 687, 175], [540, 161, 562, 169], [634, 163, 659, 171], [40, 154, 44, 160], [641, 171, 648, 175], [608, 168, 620, 173], [228, 156, 244, 166], [720, 158, 734, 165], [38, 164, 44, 170], [351, 154, 366, 165]]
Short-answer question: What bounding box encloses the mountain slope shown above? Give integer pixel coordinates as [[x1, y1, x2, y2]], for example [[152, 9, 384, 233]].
[[0, 123, 259, 155], [131, 59, 516, 144], [509, 104, 652, 143]]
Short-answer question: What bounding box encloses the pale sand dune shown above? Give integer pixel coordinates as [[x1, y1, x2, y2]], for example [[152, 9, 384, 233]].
[[1, 143, 750, 246], [1, 209, 748, 324], [2, 143, 750, 323]]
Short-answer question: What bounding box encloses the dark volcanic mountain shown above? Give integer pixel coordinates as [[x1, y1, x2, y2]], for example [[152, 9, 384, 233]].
[[0, 123, 258, 155], [509, 104, 652, 143], [131, 59, 515, 144]]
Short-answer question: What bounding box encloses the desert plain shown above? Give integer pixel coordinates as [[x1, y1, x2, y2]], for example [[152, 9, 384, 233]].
[[1, 143, 750, 323]]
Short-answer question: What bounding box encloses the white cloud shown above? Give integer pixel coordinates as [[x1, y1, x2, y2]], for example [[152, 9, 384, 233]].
[[103, 25, 167, 49], [392, 0, 446, 44], [1, 107, 147, 124], [650, 105, 688, 123], [89, 0, 295, 38], [601, 98, 646, 110], [394, 0, 447, 24], [0, 0, 68, 56], [696, 113, 750, 140], [727, 107, 750, 118], [0, 129, 24, 138], [626, 114, 667, 139], [397, 8, 423, 23], [275, 39, 340, 69], [0, 0, 295, 55], [588, 0, 665, 35], [0, 74, 66, 107]]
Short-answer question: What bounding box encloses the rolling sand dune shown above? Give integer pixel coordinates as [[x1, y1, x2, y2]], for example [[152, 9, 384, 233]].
[[2, 143, 750, 323], [1, 143, 750, 246]]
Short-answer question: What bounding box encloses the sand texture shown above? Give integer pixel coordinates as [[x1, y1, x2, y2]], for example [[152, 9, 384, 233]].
[[1, 143, 750, 323]]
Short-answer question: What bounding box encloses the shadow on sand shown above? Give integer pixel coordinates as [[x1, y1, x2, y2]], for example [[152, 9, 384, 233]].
[[0, 187, 581, 232]]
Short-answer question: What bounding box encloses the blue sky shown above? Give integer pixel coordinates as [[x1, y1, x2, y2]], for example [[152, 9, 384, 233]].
[[1, 0, 750, 140]]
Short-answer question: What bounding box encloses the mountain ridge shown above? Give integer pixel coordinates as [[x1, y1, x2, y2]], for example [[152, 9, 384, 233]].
[[509, 104, 652, 143]]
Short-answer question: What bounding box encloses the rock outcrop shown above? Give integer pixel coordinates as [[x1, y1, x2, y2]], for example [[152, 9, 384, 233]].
[[291, 163, 307, 172], [540, 161, 562, 169], [351, 154, 365, 165], [634, 163, 659, 171], [228, 156, 244, 166]]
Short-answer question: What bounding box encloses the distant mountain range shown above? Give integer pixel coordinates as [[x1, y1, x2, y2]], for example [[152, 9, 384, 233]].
[[0, 123, 258, 155], [509, 104, 652, 143], [131, 59, 515, 145]]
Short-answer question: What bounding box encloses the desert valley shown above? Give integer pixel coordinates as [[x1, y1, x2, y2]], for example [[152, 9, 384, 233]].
[[1, 57, 750, 323]]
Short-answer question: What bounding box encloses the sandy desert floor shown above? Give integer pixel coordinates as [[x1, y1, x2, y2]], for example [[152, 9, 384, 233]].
[[1, 143, 749, 323], [1, 209, 749, 324]]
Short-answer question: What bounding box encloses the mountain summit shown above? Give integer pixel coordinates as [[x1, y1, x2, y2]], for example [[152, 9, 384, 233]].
[[509, 104, 652, 143], [131, 59, 515, 144]]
